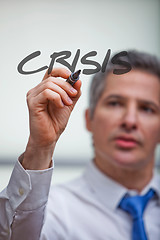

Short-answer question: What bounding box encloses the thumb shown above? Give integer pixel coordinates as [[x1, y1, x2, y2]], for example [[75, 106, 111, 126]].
[[71, 80, 82, 106]]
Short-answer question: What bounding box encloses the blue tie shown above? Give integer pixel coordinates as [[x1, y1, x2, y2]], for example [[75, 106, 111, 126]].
[[119, 189, 155, 240]]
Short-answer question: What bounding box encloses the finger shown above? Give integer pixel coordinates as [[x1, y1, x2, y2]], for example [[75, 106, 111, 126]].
[[27, 81, 82, 113], [43, 68, 71, 81], [72, 79, 82, 92], [70, 80, 82, 101], [68, 80, 82, 110], [28, 77, 78, 100], [41, 83, 74, 105], [30, 89, 65, 109]]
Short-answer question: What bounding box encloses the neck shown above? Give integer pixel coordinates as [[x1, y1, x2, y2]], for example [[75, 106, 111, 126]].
[[94, 157, 154, 193]]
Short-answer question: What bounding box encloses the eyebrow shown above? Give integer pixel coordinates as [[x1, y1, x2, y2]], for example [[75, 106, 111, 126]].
[[103, 94, 160, 111]]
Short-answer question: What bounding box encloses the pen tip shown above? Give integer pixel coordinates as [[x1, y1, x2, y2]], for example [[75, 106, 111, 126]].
[[72, 70, 81, 79]]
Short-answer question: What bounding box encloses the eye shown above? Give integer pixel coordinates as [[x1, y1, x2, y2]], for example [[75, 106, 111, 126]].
[[141, 106, 154, 114], [108, 101, 122, 106]]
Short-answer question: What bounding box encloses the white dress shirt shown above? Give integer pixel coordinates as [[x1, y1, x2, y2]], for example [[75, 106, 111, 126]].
[[41, 161, 160, 240], [0, 156, 53, 240], [0, 159, 159, 240]]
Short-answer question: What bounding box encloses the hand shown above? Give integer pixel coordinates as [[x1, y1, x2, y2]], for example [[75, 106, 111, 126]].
[[22, 68, 81, 170]]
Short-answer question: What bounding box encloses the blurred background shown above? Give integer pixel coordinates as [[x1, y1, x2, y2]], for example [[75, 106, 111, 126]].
[[0, 0, 160, 190]]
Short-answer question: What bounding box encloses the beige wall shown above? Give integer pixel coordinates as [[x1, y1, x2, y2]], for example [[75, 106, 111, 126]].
[[0, 0, 160, 164]]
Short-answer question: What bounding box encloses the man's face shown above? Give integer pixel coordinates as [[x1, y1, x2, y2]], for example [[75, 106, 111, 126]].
[[86, 70, 160, 170]]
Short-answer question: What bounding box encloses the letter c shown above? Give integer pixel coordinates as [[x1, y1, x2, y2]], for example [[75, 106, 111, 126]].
[[17, 51, 48, 75]]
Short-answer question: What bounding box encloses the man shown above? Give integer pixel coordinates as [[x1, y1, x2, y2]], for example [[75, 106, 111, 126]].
[[0, 50, 160, 240]]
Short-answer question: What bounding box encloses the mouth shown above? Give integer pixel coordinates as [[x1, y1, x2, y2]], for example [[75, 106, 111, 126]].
[[114, 136, 139, 149]]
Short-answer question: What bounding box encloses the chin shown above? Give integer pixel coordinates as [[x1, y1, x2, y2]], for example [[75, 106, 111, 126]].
[[111, 151, 144, 169]]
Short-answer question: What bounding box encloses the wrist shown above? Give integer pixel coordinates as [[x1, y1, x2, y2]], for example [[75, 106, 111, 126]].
[[22, 140, 56, 170]]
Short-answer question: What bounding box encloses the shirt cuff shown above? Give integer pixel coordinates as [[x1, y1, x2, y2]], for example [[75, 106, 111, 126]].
[[6, 154, 54, 211]]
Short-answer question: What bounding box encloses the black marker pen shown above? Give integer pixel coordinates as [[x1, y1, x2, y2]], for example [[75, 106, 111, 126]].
[[66, 70, 81, 86]]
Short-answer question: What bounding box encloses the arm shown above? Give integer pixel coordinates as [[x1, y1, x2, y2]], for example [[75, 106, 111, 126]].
[[0, 156, 53, 240], [0, 68, 81, 240], [22, 67, 81, 170]]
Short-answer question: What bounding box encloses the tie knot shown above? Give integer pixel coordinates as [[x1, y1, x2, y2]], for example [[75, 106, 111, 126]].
[[119, 189, 155, 220]]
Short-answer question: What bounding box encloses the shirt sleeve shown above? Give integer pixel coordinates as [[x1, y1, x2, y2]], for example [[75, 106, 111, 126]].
[[0, 154, 53, 240]]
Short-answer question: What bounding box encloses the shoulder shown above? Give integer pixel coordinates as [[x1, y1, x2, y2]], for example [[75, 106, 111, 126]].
[[48, 175, 86, 204]]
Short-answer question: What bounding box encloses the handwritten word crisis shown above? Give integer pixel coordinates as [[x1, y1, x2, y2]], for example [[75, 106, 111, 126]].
[[17, 49, 132, 76]]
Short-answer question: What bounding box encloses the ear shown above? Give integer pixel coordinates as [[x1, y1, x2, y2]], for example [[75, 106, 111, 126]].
[[85, 109, 92, 132]]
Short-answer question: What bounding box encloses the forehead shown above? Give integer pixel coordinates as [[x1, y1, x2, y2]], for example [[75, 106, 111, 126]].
[[101, 70, 160, 103]]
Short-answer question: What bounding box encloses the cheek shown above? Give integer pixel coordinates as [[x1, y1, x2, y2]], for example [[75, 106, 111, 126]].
[[92, 113, 114, 141], [141, 119, 160, 146], [93, 108, 121, 130]]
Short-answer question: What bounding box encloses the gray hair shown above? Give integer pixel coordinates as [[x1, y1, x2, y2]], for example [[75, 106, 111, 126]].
[[89, 50, 160, 119]]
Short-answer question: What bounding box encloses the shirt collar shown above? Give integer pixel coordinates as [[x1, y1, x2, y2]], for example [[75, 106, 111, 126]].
[[83, 160, 127, 210], [83, 160, 160, 210], [142, 171, 160, 204]]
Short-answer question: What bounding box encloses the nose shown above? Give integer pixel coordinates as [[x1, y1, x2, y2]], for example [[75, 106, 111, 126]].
[[121, 103, 138, 131]]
